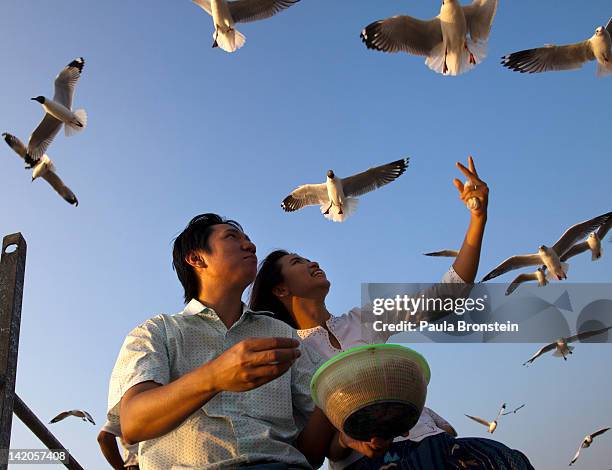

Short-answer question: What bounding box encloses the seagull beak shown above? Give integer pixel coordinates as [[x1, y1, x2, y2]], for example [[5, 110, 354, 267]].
[[30, 97, 36, 101]]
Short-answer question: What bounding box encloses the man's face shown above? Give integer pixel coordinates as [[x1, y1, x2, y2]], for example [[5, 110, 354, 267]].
[[202, 224, 257, 287]]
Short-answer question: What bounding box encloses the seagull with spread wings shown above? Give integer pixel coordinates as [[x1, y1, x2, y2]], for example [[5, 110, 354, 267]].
[[569, 427, 611, 466], [281, 158, 409, 222], [523, 326, 612, 366], [360, 0, 498, 75], [191, 0, 300, 53], [3, 133, 78, 206], [49, 410, 95, 425], [28, 57, 87, 162], [560, 218, 612, 262], [502, 18, 612, 77], [481, 212, 612, 282], [465, 403, 506, 434]]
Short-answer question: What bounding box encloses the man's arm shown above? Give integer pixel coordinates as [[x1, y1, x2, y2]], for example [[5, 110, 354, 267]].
[[97, 431, 125, 470], [120, 337, 301, 444]]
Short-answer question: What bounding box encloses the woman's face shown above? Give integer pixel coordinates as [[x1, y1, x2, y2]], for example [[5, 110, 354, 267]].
[[276, 253, 330, 298]]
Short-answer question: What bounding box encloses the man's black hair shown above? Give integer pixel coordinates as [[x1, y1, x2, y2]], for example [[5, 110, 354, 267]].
[[172, 213, 243, 303]]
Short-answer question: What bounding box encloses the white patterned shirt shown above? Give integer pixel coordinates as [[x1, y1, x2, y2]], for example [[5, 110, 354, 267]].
[[107, 300, 324, 470]]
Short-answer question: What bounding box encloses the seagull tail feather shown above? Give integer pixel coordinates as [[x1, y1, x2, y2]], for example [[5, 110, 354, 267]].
[[425, 43, 446, 74], [215, 28, 245, 53], [596, 61, 612, 78], [65, 109, 87, 137], [321, 198, 358, 223], [595, 245, 603, 260]]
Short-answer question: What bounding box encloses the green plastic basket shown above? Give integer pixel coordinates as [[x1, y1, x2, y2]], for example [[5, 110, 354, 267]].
[[311, 344, 431, 441]]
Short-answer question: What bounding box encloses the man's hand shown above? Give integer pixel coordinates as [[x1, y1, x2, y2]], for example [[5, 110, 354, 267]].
[[453, 156, 489, 219], [338, 432, 393, 459], [209, 337, 301, 392]]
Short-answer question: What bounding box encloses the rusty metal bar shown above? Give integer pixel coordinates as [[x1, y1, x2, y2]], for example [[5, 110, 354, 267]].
[[12, 394, 84, 470], [0, 233, 27, 470]]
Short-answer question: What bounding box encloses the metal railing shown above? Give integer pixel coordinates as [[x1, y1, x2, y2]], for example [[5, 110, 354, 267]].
[[0, 233, 84, 470]]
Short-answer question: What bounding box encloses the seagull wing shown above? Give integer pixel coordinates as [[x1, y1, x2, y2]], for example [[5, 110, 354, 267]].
[[552, 212, 612, 256], [465, 414, 491, 427], [27, 113, 62, 161], [49, 411, 71, 423], [360, 16, 442, 56], [560, 242, 589, 262], [590, 427, 611, 439], [481, 254, 542, 282], [503, 404, 526, 415], [2, 132, 39, 168], [81, 410, 96, 425], [596, 216, 612, 239], [606, 18, 612, 36], [567, 326, 612, 344], [228, 0, 299, 24], [570, 445, 582, 465], [523, 342, 556, 366], [42, 169, 79, 206], [463, 0, 498, 42], [424, 250, 459, 257], [3, 132, 27, 159], [281, 183, 328, 212], [494, 403, 506, 422], [502, 41, 594, 74], [53, 57, 84, 109], [341, 158, 409, 198], [505, 272, 539, 296], [192, 0, 212, 15]]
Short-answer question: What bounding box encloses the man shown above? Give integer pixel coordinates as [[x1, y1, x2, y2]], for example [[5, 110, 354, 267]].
[[107, 213, 336, 469], [97, 420, 139, 469]]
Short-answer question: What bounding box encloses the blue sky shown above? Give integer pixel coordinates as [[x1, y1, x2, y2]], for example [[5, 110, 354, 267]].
[[1, 0, 611, 468]]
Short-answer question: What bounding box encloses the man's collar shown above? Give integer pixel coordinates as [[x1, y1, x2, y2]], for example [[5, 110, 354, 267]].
[[183, 298, 253, 319]]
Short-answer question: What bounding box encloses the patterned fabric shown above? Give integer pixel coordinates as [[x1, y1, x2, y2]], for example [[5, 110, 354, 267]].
[[345, 433, 535, 470], [101, 419, 139, 466], [107, 299, 323, 470]]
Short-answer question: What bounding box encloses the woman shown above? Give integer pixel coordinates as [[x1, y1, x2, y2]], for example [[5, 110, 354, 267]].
[[250, 157, 534, 470]]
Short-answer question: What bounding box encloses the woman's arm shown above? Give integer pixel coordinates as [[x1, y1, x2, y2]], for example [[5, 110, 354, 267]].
[[451, 156, 489, 283]]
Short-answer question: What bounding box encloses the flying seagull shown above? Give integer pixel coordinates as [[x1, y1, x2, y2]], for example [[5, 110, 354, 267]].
[[481, 212, 612, 282], [560, 218, 612, 262], [505, 267, 548, 296], [3, 133, 78, 206], [192, 0, 300, 53], [523, 326, 612, 366], [424, 250, 459, 257], [465, 403, 506, 433], [281, 158, 409, 222], [502, 18, 612, 77], [49, 410, 95, 425], [28, 57, 87, 162], [569, 427, 611, 466], [502, 404, 525, 416], [360, 0, 498, 76]]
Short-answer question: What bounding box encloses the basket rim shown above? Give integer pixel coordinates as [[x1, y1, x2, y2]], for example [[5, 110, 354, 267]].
[[310, 344, 431, 405]]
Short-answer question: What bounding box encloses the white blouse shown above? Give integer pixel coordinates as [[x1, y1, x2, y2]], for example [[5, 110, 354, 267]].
[[298, 266, 464, 470]]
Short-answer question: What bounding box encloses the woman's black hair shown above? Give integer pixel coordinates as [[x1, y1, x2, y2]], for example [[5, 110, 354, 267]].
[[248, 249, 297, 328], [172, 213, 243, 304]]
